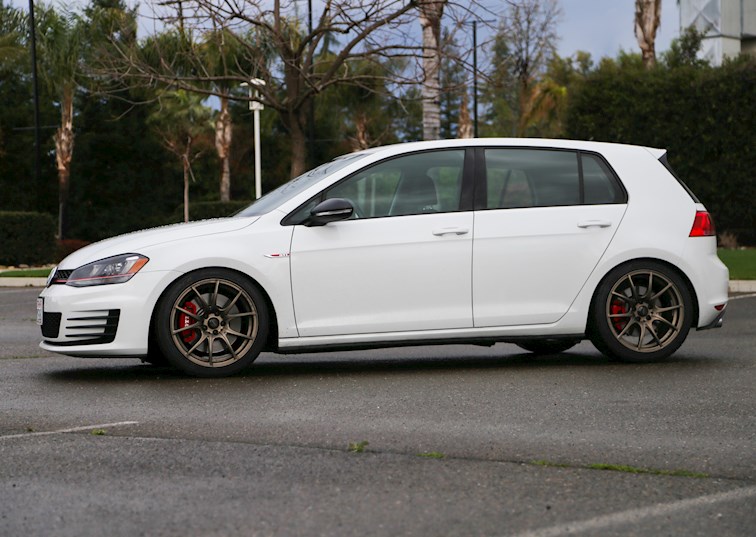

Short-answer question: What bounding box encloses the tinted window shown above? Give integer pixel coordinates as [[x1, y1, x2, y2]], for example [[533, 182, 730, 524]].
[[485, 149, 579, 209], [289, 150, 466, 223], [582, 153, 621, 204]]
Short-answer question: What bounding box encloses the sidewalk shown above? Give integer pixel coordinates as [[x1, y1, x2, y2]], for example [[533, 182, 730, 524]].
[[3, 277, 755, 293]]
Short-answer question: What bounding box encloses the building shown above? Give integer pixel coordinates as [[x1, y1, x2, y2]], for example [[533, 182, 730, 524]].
[[679, 0, 756, 65]]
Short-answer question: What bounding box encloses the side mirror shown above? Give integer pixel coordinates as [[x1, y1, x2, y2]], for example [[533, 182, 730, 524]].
[[305, 198, 354, 227]]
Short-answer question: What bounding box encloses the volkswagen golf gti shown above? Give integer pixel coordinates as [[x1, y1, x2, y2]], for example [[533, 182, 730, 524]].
[[38, 139, 729, 377]]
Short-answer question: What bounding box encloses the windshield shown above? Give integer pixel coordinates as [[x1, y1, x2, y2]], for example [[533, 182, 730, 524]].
[[235, 151, 371, 217]]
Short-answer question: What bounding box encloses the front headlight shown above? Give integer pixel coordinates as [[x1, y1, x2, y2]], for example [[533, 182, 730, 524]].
[[46, 266, 57, 287], [67, 254, 149, 287]]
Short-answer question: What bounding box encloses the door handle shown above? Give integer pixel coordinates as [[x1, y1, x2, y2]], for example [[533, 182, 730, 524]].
[[577, 220, 612, 229], [432, 227, 469, 236]]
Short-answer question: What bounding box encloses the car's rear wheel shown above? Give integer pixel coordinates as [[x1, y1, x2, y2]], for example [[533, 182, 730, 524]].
[[588, 261, 692, 363], [155, 269, 268, 377], [515, 339, 580, 355]]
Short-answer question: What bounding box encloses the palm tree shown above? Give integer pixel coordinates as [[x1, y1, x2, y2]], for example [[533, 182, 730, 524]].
[[147, 90, 213, 223], [0, 2, 26, 66], [35, 4, 85, 239], [417, 0, 446, 141], [635, 0, 662, 68], [200, 28, 247, 202]]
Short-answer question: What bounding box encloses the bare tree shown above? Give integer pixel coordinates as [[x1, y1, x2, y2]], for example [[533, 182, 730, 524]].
[[417, 0, 446, 140], [97, 1, 421, 179], [635, 0, 662, 68], [491, 0, 561, 136]]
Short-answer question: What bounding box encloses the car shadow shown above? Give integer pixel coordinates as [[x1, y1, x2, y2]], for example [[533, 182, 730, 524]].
[[42, 346, 715, 384]]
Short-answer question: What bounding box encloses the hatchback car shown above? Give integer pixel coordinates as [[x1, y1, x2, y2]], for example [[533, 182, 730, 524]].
[[38, 139, 729, 376]]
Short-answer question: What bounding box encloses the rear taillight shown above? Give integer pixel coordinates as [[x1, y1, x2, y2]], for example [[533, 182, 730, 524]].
[[689, 211, 715, 237]]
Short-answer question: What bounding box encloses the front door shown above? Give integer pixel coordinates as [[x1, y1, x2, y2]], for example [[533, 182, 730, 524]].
[[289, 149, 474, 337]]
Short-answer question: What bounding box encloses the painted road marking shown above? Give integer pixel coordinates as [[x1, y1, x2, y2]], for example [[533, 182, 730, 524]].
[[511, 485, 756, 537], [0, 421, 139, 440], [730, 293, 756, 300]]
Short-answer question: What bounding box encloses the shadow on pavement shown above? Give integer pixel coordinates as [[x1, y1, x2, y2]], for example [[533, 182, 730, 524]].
[[39, 348, 717, 384]]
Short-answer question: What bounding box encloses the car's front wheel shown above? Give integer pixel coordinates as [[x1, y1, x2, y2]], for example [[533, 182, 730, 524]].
[[588, 261, 692, 363], [155, 269, 268, 377]]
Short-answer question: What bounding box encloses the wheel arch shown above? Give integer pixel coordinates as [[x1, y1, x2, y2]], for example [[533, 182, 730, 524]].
[[587, 257, 699, 331], [147, 266, 280, 357]]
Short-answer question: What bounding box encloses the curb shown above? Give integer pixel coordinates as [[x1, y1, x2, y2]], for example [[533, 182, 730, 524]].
[[2, 278, 756, 293], [0, 278, 48, 288]]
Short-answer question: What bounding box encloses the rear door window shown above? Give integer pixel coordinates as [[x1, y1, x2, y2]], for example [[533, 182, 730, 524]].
[[482, 148, 626, 209]]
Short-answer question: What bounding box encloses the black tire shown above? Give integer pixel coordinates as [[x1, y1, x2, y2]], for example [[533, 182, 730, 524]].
[[515, 339, 580, 355], [588, 261, 692, 363], [155, 269, 268, 377]]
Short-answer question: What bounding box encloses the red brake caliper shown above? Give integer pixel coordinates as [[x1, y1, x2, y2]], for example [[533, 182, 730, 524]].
[[610, 299, 628, 332], [179, 301, 198, 344]]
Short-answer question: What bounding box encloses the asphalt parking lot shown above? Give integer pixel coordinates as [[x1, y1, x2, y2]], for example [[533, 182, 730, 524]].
[[1, 286, 754, 536]]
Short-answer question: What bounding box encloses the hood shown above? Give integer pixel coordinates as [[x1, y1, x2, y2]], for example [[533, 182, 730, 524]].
[[60, 217, 259, 269]]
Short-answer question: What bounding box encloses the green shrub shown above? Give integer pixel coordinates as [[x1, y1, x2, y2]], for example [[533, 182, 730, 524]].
[[168, 200, 252, 223], [0, 211, 56, 265], [566, 56, 756, 245]]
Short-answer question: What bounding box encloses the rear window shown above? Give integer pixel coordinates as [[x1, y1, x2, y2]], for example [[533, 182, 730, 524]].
[[483, 148, 625, 209], [658, 153, 700, 203]]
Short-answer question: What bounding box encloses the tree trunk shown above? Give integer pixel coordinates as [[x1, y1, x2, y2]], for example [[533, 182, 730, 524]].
[[54, 85, 75, 239], [458, 90, 473, 139], [635, 0, 661, 68], [288, 107, 308, 178], [418, 0, 445, 141], [351, 112, 371, 150], [215, 96, 233, 202]]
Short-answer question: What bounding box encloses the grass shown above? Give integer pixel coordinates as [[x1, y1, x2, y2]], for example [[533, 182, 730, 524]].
[[348, 441, 369, 453], [718, 248, 756, 280], [531, 459, 708, 478], [417, 451, 445, 459], [0, 268, 53, 278]]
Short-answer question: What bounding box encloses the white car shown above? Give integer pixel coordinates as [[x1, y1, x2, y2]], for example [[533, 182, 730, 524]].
[[38, 139, 729, 377]]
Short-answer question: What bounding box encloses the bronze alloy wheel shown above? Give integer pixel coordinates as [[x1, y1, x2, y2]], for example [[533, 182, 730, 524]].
[[589, 261, 692, 363], [157, 269, 268, 377], [606, 269, 685, 353]]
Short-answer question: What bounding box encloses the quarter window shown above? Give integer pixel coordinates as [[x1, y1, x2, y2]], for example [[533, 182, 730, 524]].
[[582, 153, 621, 204]]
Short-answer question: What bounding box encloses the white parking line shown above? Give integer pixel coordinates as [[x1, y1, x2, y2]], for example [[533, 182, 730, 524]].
[[730, 293, 756, 301], [0, 421, 139, 440], [510, 485, 756, 537]]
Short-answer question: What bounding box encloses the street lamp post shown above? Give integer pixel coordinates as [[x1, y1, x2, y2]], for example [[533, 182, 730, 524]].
[[463, 18, 494, 138], [241, 78, 266, 200], [28, 0, 41, 209]]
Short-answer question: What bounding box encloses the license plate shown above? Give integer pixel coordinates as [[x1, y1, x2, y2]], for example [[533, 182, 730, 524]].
[[36, 298, 44, 325]]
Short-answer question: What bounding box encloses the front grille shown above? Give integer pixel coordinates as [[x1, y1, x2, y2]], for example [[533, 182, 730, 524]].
[[50, 269, 73, 285], [44, 310, 120, 346], [41, 312, 61, 338]]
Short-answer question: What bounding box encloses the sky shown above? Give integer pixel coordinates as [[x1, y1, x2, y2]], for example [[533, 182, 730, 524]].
[[11, 0, 682, 61], [556, 0, 679, 59]]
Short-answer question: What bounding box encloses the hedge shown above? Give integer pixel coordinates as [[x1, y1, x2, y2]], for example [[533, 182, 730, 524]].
[[566, 56, 756, 245], [0, 211, 56, 265]]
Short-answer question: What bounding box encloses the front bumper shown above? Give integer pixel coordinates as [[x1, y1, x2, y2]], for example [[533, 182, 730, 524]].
[[38, 270, 180, 357]]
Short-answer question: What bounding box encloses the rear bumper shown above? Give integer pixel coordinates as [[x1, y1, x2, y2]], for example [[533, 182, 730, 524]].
[[697, 305, 726, 331]]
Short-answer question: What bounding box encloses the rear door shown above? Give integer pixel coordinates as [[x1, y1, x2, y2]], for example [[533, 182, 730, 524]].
[[472, 147, 627, 327]]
